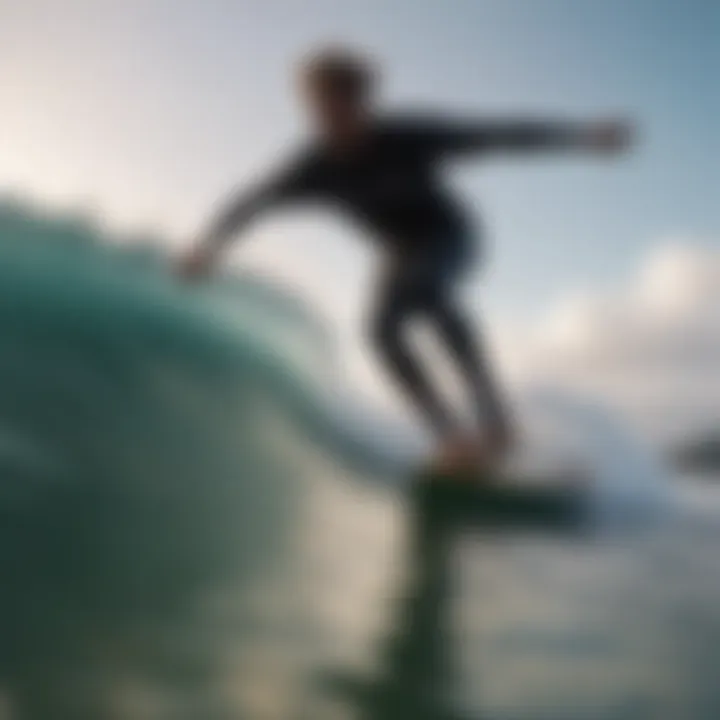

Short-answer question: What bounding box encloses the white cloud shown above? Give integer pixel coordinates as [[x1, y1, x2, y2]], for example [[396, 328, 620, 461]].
[[502, 243, 720, 444]]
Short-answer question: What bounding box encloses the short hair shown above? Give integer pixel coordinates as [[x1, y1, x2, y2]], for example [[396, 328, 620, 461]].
[[300, 46, 377, 100]]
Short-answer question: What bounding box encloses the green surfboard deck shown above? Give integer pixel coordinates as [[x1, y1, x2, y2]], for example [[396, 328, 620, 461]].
[[410, 470, 589, 531]]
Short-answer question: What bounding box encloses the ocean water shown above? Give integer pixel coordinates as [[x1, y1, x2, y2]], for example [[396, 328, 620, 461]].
[[305, 472, 720, 720], [0, 199, 719, 720]]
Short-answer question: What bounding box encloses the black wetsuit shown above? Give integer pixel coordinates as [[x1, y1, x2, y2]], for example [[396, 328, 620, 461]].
[[208, 115, 583, 436]]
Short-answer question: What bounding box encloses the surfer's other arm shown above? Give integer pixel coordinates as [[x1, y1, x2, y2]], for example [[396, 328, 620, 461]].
[[411, 116, 633, 157], [178, 163, 304, 280]]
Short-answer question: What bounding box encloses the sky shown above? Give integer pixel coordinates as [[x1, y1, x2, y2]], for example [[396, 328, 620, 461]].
[[1, 0, 718, 441]]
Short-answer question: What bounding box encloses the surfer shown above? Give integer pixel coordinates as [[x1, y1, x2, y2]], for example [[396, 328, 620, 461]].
[[177, 47, 632, 471]]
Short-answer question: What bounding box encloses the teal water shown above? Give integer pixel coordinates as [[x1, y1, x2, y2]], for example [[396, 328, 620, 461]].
[[1, 200, 719, 720], [0, 199, 334, 718]]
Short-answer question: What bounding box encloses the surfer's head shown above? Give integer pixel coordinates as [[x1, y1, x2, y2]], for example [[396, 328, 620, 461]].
[[299, 46, 377, 146]]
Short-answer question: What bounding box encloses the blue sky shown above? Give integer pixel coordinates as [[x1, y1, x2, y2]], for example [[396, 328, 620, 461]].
[[1, 0, 718, 328]]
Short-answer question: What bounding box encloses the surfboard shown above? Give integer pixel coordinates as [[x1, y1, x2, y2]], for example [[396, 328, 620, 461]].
[[411, 468, 590, 532]]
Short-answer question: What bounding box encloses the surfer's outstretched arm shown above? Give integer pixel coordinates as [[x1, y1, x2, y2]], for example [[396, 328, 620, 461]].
[[411, 116, 633, 158]]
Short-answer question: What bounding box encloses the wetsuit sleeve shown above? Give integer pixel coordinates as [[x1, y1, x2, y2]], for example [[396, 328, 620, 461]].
[[203, 158, 311, 251], [408, 117, 588, 158]]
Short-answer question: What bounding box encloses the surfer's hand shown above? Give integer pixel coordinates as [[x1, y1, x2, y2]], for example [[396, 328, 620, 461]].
[[176, 245, 214, 281], [582, 120, 634, 154]]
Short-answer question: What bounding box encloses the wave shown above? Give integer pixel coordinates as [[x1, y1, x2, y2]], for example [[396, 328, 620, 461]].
[[0, 199, 368, 718]]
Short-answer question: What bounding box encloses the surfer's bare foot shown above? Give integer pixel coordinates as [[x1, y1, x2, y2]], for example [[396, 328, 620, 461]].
[[476, 423, 515, 470], [430, 423, 515, 476], [433, 434, 484, 474], [431, 433, 482, 475]]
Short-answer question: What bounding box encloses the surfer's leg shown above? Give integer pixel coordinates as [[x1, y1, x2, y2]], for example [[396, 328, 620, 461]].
[[370, 277, 457, 438], [430, 297, 509, 437], [420, 240, 513, 459]]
